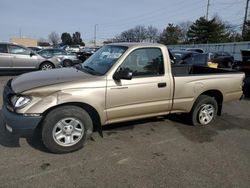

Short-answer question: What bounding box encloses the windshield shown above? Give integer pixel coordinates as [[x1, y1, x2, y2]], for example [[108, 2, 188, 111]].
[[81, 45, 128, 75]]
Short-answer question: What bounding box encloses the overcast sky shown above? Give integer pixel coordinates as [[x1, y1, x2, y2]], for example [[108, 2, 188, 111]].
[[0, 0, 245, 44]]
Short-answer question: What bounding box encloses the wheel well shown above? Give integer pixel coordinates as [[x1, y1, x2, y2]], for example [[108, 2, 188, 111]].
[[63, 59, 72, 63], [200, 90, 223, 115], [38, 102, 102, 136], [39, 61, 55, 69]]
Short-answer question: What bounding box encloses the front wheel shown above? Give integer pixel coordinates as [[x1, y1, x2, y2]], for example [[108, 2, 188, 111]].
[[190, 95, 218, 126], [42, 106, 93, 153], [63, 60, 72, 67], [40, 62, 54, 70]]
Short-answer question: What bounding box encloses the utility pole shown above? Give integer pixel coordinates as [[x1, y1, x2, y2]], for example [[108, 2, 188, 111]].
[[94, 24, 98, 47], [206, 0, 210, 20], [242, 0, 250, 37]]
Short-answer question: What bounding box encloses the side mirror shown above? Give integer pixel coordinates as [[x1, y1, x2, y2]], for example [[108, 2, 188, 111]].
[[113, 70, 133, 80], [30, 52, 36, 57]]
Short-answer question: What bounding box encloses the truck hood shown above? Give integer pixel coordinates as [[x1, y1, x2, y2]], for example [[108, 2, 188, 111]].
[[11, 68, 97, 93]]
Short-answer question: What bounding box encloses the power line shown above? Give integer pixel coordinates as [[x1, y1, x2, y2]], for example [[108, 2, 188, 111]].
[[97, 3, 207, 39], [99, 0, 204, 32], [99, 0, 203, 29]]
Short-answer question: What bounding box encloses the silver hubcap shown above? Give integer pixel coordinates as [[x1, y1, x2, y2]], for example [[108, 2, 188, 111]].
[[198, 104, 215, 125], [41, 64, 53, 70], [52, 118, 84, 147]]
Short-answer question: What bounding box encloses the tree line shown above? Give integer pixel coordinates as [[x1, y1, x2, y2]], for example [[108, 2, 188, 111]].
[[42, 16, 250, 47], [107, 16, 250, 45], [41, 31, 85, 47]]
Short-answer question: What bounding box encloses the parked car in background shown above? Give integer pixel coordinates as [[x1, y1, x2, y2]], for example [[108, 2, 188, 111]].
[[208, 52, 234, 68], [38, 48, 81, 67], [76, 47, 100, 62], [63, 45, 81, 53], [233, 49, 250, 95], [185, 48, 204, 53], [233, 49, 250, 75], [0, 42, 61, 73], [28, 46, 43, 52], [171, 50, 208, 66]]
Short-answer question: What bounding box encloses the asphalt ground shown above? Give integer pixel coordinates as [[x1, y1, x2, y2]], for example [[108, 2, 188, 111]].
[[0, 75, 249, 188]]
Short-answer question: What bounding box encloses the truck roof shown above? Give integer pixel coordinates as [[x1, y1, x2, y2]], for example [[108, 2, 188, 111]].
[[108, 42, 166, 48]]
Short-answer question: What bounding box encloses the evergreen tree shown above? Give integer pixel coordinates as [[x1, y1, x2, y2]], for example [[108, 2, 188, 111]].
[[159, 24, 182, 45], [72, 32, 85, 46], [61, 32, 72, 45], [242, 20, 250, 41], [187, 17, 229, 43]]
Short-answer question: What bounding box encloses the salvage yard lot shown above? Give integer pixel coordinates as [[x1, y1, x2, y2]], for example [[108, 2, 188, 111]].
[[0, 75, 249, 188]]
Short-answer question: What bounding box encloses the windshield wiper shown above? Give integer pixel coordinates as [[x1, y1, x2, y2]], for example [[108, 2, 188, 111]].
[[82, 65, 101, 75], [83, 65, 95, 71]]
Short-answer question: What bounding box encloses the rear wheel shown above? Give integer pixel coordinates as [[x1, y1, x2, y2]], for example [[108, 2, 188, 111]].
[[40, 62, 54, 70], [227, 61, 233, 69], [190, 95, 218, 126], [42, 106, 93, 153]]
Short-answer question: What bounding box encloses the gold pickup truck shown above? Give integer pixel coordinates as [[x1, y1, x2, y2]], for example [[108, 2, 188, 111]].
[[2, 43, 245, 153]]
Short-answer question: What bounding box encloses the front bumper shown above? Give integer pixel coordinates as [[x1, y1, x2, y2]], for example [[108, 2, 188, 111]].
[[72, 59, 82, 65], [2, 105, 42, 136]]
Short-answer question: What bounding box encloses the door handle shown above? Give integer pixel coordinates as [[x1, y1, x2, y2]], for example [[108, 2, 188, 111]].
[[110, 86, 128, 90], [158, 82, 167, 88]]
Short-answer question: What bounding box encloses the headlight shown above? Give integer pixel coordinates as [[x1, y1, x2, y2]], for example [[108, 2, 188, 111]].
[[11, 95, 31, 108], [57, 57, 63, 62]]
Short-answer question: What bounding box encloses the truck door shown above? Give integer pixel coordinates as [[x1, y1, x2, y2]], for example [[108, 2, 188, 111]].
[[0, 44, 12, 69], [9, 44, 37, 69], [106, 47, 172, 121]]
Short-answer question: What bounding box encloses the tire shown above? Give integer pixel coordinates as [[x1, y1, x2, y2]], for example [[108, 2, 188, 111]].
[[63, 60, 72, 67], [42, 106, 93, 154], [40, 62, 54, 70], [190, 95, 218, 126], [227, 61, 233, 69]]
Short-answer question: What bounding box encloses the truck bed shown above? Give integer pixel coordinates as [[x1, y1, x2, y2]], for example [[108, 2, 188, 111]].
[[171, 65, 240, 77]]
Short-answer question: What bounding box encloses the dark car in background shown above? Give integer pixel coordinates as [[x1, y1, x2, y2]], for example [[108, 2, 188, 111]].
[[231, 49, 250, 95], [233, 49, 250, 75], [0, 42, 61, 73], [38, 48, 81, 67], [76, 47, 100, 62], [208, 51, 234, 68], [171, 50, 208, 66]]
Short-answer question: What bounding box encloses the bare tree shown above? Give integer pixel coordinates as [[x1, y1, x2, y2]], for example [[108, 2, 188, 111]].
[[133, 25, 147, 42], [146, 26, 160, 42], [178, 21, 192, 43], [114, 25, 155, 42], [48, 32, 60, 47], [114, 29, 137, 42]]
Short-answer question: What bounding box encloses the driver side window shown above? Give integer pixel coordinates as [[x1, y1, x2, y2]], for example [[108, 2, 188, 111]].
[[120, 48, 164, 77]]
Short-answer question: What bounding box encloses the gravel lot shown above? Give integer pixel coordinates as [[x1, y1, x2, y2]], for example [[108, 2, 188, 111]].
[[0, 75, 249, 188]]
